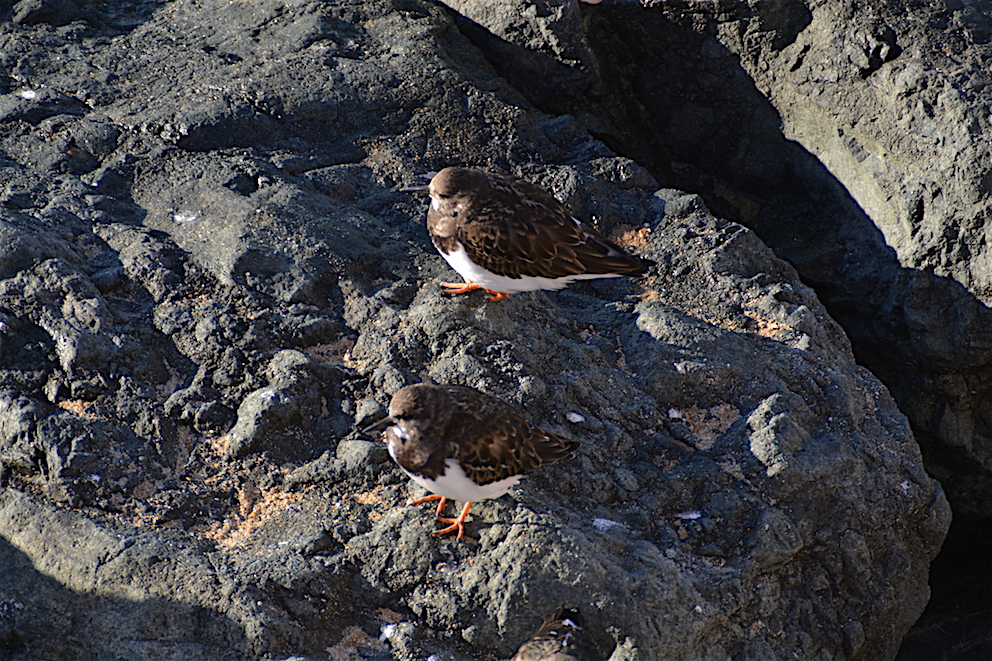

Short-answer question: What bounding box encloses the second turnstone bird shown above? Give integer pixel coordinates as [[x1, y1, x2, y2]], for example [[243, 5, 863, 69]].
[[402, 167, 654, 301], [364, 383, 578, 540], [511, 604, 602, 661]]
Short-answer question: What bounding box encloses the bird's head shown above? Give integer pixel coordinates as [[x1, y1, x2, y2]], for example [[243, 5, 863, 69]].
[[426, 167, 489, 216], [374, 384, 454, 469]]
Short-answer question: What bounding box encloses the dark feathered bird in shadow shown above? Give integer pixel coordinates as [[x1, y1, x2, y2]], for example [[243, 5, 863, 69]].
[[510, 604, 603, 661]]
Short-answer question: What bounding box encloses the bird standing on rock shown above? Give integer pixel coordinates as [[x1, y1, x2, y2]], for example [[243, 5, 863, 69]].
[[402, 167, 654, 301], [364, 383, 578, 540]]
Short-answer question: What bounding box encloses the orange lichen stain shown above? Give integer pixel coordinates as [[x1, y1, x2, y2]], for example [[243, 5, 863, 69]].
[[209, 434, 232, 457], [354, 489, 385, 506], [636, 275, 662, 302], [376, 608, 404, 624], [743, 310, 794, 338], [637, 287, 662, 302], [353, 486, 394, 523], [326, 625, 388, 661], [614, 226, 653, 250], [57, 400, 105, 420], [204, 486, 305, 548], [671, 403, 740, 450]]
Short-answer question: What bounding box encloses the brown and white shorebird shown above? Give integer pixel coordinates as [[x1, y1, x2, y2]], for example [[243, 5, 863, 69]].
[[511, 604, 602, 661], [402, 167, 654, 301], [364, 383, 578, 540]]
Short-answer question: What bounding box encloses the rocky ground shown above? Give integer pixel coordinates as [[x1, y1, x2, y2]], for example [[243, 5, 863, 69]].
[[0, 0, 984, 659]]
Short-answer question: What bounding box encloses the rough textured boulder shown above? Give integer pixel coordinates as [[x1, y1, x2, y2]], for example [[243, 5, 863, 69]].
[[446, 3, 992, 654], [0, 0, 953, 659], [725, 0, 992, 526], [448, 0, 992, 521]]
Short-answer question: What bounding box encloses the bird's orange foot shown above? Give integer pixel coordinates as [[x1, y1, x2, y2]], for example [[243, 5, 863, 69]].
[[440, 281, 480, 295], [433, 501, 474, 541], [411, 493, 447, 517], [440, 281, 509, 301]]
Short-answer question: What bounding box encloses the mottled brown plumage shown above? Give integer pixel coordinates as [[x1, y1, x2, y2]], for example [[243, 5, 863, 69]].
[[511, 605, 602, 661], [364, 383, 578, 539], [403, 167, 654, 299]]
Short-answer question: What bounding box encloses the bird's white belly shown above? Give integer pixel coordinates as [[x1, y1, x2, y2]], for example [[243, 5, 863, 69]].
[[401, 457, 521, 502], [440, 244, 620, 294]]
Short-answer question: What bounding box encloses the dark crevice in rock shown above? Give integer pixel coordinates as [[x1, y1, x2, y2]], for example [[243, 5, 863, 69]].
[[895, 517, 992, 661]]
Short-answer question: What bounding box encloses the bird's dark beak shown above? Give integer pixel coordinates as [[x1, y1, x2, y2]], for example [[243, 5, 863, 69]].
[[399, 172, 435, 193], [362, 416, 393, 436]]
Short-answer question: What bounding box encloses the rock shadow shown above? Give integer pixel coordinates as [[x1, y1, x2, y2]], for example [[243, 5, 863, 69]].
[[0, 530, 247, 660], [589, 3, 992, 519], [895, 517, 992, 661], [3, 0, 166, 33]]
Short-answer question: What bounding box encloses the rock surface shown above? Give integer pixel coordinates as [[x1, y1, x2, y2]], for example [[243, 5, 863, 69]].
[[0, 1, 954, 660], [502, 0, 992, 522]]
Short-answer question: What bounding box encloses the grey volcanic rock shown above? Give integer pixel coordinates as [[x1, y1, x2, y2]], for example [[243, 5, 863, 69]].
[[0, 1, 949, 661], [730, 0, 992, 524], [437, 0, 601, 114], [517, 0, 992, 521]]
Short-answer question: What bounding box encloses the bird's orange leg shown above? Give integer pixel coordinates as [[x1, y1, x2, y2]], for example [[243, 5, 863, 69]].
[[411, 493, 447, 517], [440, 281, 509, 301], [434, 501, 474, 540], [440, 281, 481, 295]]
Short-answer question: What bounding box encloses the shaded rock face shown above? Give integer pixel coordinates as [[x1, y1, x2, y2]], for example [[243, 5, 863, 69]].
[[471, 0, 992, 521], [722, 0, 992, 523], [0, 1, 950, 661]]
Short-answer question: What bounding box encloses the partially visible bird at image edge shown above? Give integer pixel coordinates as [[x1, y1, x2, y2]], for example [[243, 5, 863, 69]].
[[511, 604, 603, 661], [402, 167, 655, 301], [364, 383, 578, 540]]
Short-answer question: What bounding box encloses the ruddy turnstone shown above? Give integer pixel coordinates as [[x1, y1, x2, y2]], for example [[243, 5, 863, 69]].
[[402, 167, 654, 301], [364, 383, 578, 540], [511, 604, 602, 661]]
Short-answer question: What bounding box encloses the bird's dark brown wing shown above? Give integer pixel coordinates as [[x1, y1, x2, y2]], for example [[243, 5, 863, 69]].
[[457, 172, 654, 279], [511, 605, 601, 661], [441, 385, 578, 486]]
